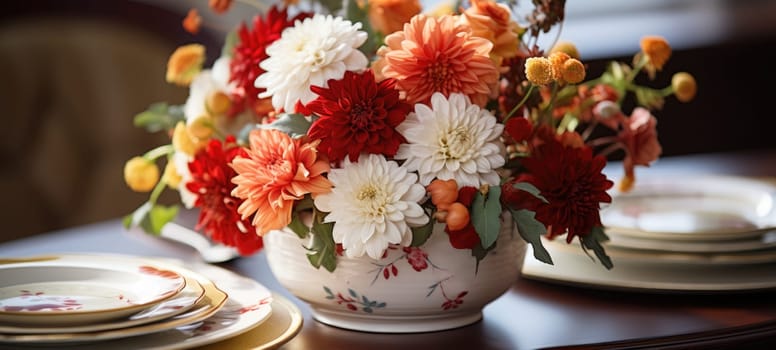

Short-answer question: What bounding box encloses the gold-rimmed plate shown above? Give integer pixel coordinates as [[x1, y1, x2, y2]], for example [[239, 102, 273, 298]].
[[0, 253, 277, 350], [0, 256, 186, 326], [0, 254, 228, 344], [0, 275, 205, 334]]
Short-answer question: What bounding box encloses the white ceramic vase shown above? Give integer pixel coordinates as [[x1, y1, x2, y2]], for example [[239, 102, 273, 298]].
[[263, 212, 527, 333]]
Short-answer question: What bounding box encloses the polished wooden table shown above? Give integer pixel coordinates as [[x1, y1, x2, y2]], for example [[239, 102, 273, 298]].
[[2, 150, 776, 349]]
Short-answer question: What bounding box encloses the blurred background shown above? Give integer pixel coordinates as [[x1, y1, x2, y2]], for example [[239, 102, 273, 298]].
[[1, 0, 774, 243]]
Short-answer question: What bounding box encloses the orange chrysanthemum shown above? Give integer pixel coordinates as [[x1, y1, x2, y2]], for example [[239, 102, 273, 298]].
[[460, 0, 520, 61], [379, 14, 499, 107], [165, 44, 205, 87], [231, 129, 332, 235], [640, 35, 671, 70], [367, 0, 421, 35]]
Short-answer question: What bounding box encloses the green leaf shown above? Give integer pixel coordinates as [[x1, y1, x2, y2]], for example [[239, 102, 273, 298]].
[[580, 226, 614, 270], [133, 102, 185, 133], [122, 213, 134, 229], [141, 204, 180, 235], [471, 187, 502, 249], [634, 86, 665, 110], [344, 0, 382, 58], [288, 212, 310, 239], [470, 240, 496, 274], [237, 123, 259, 145], [509, 209, 553, 265], [220, 28, 239, 58], [306, 210, 337, 272], [410, 215, 434, 247], [266, 113, 312, 137], [558, 112, 579, 133], [124, 202, 152, 230], [287, 196, 314, 238], [318, 0, 343, 12], [512, 182, 549, 203]]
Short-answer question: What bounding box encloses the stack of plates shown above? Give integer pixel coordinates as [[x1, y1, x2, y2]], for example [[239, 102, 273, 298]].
[[522, 175, 776, 293], [0, 254, 302, 349]]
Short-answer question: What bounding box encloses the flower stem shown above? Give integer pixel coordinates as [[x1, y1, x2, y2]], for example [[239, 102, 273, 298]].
[[504, 84, 536, 122], [143, 144, 175, 161], [626, 55, 648, 83], [581, 121, 599, 141], [587, 135, 620, 148], [597, 142, 624, 158], [543, 82, 559, 126], [148, 174, 167, 205]]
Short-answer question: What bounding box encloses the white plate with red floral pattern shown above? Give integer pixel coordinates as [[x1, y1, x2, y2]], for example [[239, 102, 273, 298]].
[[0, 274, 204, 334], [0, 256, 186, 326], [0, 254, 273, 350]]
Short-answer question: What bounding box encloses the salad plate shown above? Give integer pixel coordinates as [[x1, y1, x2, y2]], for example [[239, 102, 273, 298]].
[[601, 175, 776, 241], [0, 275, 205, 334], [0, 256, 186, 326]]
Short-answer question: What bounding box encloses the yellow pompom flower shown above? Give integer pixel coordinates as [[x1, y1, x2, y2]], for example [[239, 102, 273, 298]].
[[562, 58, 586, 84], [162, 161, 182, 189], [124, 157, 160, 192], [671, 72, 697, 102], [525, 57, 554, 85], [206, 91, 232, 116], [172, 121, 205, 156], [549, 40, 580, 60], [640, 35, 671, 70], [188, 116, 214, 141], [548, 51, 570, 81], [166, 44, 205, 87]]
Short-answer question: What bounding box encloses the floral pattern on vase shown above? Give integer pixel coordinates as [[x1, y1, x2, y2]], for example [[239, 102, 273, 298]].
[[264, 211, 526, 333]]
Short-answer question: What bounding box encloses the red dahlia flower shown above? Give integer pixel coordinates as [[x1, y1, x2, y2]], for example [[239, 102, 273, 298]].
[[229, 6, 310, 116], [305, 69, 411, 163], [186, 136, 262, 255], [502, 139, 613, 242]]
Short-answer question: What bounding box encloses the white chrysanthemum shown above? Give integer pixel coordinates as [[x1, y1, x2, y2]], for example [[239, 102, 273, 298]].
[[395, 92, 506, 187], [183, 57, 230, 122], [314, 154, 429, 260], [172, 151, 196, 209], [183, 70, 218, 123], [183, 57, 254, 136], [210, 56, 231, 88], [255, 14, 368, 112]]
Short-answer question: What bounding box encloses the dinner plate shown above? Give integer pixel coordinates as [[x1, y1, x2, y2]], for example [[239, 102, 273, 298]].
[[0, 275, 205, 334], [562, 235, 776, 266], [0, 256, 186, 326], [197, 292, 303, 350], [0, 255, 228, 344], [601, 175, 776, 241], [605, 229, 776, 253], [0, 254, 274, 350], [521, 239, 776, 293]]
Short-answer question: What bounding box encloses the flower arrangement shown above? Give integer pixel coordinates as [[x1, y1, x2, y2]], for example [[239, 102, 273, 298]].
[[124, 0, 697, 271]]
